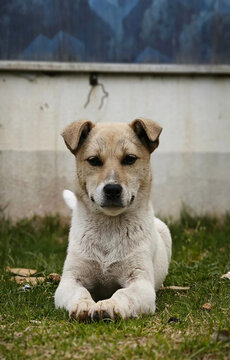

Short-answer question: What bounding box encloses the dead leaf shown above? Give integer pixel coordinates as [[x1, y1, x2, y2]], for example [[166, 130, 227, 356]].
[[221, 271, 230, 280], [11, 276, 45, 285], [160, 286, 190, 291], [47, 273, 61, 283], [202, 302, 212, 311], [6, 266, 37, 277]]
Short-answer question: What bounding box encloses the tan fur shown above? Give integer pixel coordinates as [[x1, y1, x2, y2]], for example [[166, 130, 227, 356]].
[[80, 125, 148, 180], [62, 120, 94, 154], [63, 121, 161, 216], [130, 118, 162, 152]]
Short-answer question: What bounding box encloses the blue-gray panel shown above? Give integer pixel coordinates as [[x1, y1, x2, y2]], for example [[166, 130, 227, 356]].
[[0, 0, 229, 64]]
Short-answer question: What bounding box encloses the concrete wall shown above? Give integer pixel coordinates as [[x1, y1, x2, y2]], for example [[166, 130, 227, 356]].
[[0, 70, 230, 219]]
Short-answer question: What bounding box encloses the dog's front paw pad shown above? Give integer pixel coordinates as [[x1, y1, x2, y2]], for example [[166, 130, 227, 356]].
[[79, 310, 90, 322], [92, 310, 112, 322], [92, 311, 100, 322], [70, 300, 94, 322], [90, 300, 123, 321], [101, 310, 111, 320], [71, 309, 90, 322]]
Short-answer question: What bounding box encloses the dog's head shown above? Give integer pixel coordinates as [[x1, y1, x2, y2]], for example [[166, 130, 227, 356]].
[[62, 118, 162, 216]]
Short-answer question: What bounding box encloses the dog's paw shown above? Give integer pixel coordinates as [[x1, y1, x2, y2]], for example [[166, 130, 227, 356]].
[[70, 299, 95, 322], [89, 299, 127, 321]]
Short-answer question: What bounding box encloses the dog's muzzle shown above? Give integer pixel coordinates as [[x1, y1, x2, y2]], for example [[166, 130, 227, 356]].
[[102, 184, 123, 208]]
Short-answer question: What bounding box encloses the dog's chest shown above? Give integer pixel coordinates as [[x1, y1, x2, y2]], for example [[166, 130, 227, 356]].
[[70, 214, 154, 300], [76, 258, 125, 302], [77, 219, 151, 262]]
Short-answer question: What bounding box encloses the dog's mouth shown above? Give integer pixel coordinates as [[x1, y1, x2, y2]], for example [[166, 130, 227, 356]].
[[101, 203, 125, 209], [90, 195, 135, 209]]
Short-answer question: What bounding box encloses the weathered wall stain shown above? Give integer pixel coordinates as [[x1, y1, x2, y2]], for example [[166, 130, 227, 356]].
[[0, 72, 230, 219]]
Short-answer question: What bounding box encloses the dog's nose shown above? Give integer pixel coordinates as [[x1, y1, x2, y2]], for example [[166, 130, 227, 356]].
[[103, 184, 122, 200]]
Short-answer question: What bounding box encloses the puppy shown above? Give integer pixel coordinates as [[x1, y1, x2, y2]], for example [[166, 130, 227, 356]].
[[55, 118, 172, 321]]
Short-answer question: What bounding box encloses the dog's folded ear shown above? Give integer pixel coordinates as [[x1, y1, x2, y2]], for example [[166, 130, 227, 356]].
[[62, 120, 94, 154], [129, 118, 162, 153]]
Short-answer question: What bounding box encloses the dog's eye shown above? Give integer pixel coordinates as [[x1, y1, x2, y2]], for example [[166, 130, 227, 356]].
[[122, 155, 137, 166], [87, 156, 103, 167]]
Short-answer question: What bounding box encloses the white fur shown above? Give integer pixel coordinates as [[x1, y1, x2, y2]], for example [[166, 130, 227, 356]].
[[92, 182, 106, 207], [55, 190, 172, 320], [62, 189, 77, 210]]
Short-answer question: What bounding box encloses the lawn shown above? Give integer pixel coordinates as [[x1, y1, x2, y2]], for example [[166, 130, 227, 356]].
[[0, 212, 229, 359]]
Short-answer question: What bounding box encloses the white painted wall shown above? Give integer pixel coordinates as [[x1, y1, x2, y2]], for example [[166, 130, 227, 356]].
[[0, 71, 230, 219]]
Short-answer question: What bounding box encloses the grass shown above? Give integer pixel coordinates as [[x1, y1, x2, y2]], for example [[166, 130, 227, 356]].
[[0, 212, 229, 359]]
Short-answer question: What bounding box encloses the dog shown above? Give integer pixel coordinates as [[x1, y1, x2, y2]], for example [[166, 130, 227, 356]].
[[55, 118, 172, 321]]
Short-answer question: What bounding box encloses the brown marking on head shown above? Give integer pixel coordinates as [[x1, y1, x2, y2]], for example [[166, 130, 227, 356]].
[[61, 119, 162, 215], [61, 120, 94, 154], [129, 117, 162, 153]]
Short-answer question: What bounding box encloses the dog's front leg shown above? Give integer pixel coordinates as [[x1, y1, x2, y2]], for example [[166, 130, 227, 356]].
[[89, 279, 156, 320], [55, 275, 95, 321]]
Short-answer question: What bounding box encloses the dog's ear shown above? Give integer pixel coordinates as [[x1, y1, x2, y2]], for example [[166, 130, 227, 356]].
[[61, 120, 94, 154], [129, 117, 162, 153]]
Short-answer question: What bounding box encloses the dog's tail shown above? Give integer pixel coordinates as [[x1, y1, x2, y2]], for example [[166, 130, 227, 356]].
[[154, 217, 172, 262], [62, 190, 77, 211]]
